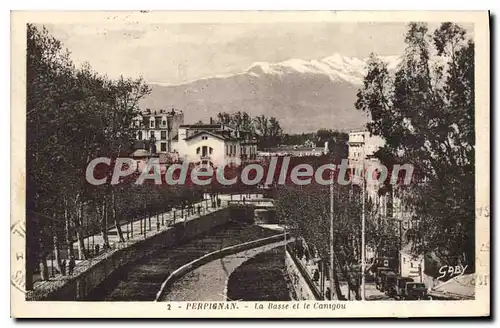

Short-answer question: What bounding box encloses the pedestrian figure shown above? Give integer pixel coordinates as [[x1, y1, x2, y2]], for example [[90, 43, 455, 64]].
[[157, 220, 160, 231], [68, 256, 75, 275], [61, 259, 67, 276], [313, 269, 320, 282], [242, 197, 246, 204], [325, 287, 331, 300], [197, 205, 201, 215], [95, 244, 100, 255], [217, 198, 221, 207]]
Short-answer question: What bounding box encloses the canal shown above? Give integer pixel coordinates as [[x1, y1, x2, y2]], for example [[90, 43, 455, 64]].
[[84, 221, 279, 301]]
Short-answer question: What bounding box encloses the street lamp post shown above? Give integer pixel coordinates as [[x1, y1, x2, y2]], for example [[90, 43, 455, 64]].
[[361, 141, 366, 301], [329, 169, 335, 300], [130, 215, 134, 238]]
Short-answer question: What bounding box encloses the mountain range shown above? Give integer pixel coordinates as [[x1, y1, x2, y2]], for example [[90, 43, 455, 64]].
[[139, 54, 401, 133]]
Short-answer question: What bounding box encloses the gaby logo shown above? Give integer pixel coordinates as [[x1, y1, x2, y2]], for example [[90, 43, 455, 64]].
[[85, 156, 415, 187], [437, 265, 468, 280]]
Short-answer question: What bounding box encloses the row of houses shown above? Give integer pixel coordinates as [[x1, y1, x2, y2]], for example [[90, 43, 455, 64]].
[[132, 109, 258, 168], [346, 129, 426, 284], [346, 129, 476, 299]]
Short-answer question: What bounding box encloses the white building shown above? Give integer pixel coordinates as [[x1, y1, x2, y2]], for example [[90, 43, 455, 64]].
[[172, 122, 258, 168], [348, 129, 426, 279], [258, 142, 329, 158], [347, 129, 385, 197], [400, 244, 425, 283]]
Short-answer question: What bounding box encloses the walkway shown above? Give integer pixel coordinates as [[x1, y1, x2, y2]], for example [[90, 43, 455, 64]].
[[72, 193, 264, 256], [158, 240, 288, 302]]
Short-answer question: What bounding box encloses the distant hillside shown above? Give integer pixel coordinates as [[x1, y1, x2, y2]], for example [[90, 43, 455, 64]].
[[139, 54, 401, 133]]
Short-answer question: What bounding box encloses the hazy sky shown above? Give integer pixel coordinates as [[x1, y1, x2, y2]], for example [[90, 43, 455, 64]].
[[44, 22, 473, 85]]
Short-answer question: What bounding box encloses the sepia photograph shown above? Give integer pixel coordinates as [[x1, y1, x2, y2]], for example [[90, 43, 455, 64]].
[[10, 10, 490, 318]]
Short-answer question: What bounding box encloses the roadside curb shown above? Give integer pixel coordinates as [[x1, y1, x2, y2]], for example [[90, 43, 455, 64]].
[[155, 233, 292, 301]]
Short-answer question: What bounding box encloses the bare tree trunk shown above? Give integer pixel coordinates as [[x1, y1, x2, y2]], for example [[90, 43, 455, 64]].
[[39, 254, 49, 281], [53, 234, 63, 275], [331, 257, 345, 300], [101, 198, 110, 249], [25, 218, 37, 290], [112, 191, 125, 242], [64, 198, 74, 259], [74, 201, 88, 260], [338, 255, 359, 300]]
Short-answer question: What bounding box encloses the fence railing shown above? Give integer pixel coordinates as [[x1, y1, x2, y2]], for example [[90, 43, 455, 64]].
[[286, 244, 323, 300]]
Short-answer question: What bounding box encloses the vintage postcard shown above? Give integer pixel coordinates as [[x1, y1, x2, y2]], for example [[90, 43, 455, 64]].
[[11, 11, 490, 318]]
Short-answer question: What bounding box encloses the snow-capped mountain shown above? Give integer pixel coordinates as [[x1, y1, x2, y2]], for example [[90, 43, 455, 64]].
[[140, 54, 401, 132], [246, 54, 401, 85]]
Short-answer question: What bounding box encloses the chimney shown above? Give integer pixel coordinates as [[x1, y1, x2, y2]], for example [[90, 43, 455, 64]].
[[210, 117, 213, 124]]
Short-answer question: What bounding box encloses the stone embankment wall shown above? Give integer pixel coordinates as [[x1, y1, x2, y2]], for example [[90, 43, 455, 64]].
[[30, 208, 236, 301]]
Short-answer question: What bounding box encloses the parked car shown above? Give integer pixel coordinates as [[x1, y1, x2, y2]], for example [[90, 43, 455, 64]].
[[375, 267, 393, 290], [403, 282, 428, 300], [381, 271, 398, 294], [393, 276, 415, 299]]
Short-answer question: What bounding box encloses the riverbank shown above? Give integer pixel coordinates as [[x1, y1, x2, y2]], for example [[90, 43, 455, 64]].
[[86, 222, 278, 301], [159, 241, 287, 302], [226, 246, 294, 301], [27, 193, 263, 301]]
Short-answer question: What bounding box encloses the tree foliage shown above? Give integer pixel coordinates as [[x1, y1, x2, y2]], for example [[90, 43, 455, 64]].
[[355, 22, 475, 268], [26, 24, 202, 288]]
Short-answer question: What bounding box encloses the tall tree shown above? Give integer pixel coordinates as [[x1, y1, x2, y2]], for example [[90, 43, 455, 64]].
[[355, 22, 475, 269]]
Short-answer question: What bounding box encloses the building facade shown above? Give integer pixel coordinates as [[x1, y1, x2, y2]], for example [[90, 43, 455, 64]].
[[258, 142, 329, 158], [347, 129, 385, 196], [133, 108, 184, 154], [172, 122, 258, 168], [347, 129, 424, 280]]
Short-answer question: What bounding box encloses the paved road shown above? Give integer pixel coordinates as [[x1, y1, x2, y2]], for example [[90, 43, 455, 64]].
[[159, 240, 288, 302]]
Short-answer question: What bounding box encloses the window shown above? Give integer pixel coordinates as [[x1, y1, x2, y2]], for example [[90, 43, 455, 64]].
[[209, 147, 213, 155], [201, 135, 208, 140], [137, 131, 142, 140], [161, 131, 167, 140], [150, 120, 154, 128], [226, 145, 229, 155], [196, 147, 200, 155], [202, 146, 208, 157], [150, 131, 155, 139], [162, 120, 167, 127], [160, 142, 167, 152]]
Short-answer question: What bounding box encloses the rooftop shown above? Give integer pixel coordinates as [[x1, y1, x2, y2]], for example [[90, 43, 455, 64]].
[[131, 149, 150, 157]]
